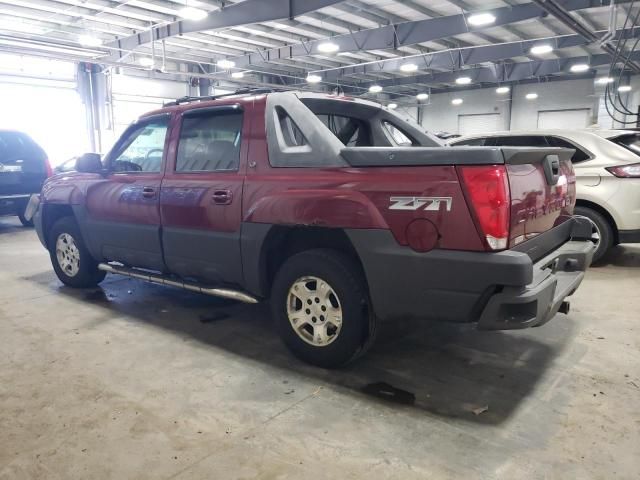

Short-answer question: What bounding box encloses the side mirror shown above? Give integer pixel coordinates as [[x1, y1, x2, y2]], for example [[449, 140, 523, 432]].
[[75, 153, 103, 173]]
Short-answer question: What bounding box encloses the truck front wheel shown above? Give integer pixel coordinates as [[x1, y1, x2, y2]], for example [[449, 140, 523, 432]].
[[271, 249, 374, 369], [48, 216, 106, 288]]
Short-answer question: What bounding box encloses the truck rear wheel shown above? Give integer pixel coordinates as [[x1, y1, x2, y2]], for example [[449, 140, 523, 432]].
[[48, 216, 106, 288], [271, 249, 374, 369]]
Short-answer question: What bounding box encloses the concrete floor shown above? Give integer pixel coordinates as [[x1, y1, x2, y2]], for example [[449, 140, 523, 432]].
[[0, 217, 639, 480]]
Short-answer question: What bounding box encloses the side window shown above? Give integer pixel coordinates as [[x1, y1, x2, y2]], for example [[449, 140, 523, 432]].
[[276, 107, 307, 147], [547, 136, 590, 163], [492, 136, 549, 147], [452, 137, 487, 146], [110, 117, 169, 173], [382, 121, 415, 146], [176, 110, 243, 172]]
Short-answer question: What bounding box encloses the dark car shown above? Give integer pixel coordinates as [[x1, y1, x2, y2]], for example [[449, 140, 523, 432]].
[[32, 91, 595, 368], [0, 130, 51, 226]]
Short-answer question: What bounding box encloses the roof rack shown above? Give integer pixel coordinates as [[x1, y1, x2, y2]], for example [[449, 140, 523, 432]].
[[163, 87, 275, 107]]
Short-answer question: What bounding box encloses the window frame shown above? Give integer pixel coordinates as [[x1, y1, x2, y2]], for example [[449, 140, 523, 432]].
[[545, 135, 594, 163], [174, 105, 244, 174], [105, 113, 171, 175]]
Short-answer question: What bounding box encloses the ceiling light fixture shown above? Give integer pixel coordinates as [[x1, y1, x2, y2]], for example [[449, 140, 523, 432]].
[[400, 63, 418, 72], [388, 103, 398, 109], [530, 44, 553, 55], [306, 74, 322, 83], [231, 71, 244, 78], [456, 76, 472, 85], [570, 63, 589, 73], [369, 85, 383, 93], [596, 77, 614, 84], [619, 85, 632, 92], [317, 41, 340, 53], [451, 98, 463, 105], [139, 57, 155, 67], [416, 93, 429, 100], [217, 59, 235, 69], [178, 6, 208, 20], [467, 13, 496, 26], [78, 34, 102, 47], [496, 86, 510, 94], [526, 92, 538, 100]]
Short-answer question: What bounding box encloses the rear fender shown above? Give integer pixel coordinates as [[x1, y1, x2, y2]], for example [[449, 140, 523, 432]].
[[244, 189, 389, 229]]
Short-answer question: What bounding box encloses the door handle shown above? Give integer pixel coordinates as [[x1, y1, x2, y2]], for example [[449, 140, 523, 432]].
[[142, 186, 156, 198], [212, 189, 232, 205]]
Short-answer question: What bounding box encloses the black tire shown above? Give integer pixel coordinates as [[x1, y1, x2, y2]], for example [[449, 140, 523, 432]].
[[18, 211, 33, 227], [575, 206, 614, 263], [48, 216, 106, 288], [271, 249, 375, 369]]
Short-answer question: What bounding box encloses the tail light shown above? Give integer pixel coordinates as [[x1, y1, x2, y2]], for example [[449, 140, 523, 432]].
[[459, 164, 511, 251], [606, 163, 640, 178], [44, 157, 53, 178]]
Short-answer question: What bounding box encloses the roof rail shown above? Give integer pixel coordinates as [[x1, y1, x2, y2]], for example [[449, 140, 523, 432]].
[[163, 87, 275, 107]]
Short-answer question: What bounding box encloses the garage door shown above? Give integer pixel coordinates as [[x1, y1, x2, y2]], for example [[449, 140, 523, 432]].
[[537, 109, 590, 129], [458, 113, 502, 135]]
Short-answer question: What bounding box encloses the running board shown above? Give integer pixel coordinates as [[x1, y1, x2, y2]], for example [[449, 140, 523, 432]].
[[97, 263, 259, 304]]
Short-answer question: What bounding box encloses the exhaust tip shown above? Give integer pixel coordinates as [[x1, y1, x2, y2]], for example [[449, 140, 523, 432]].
[[559, 301, 570, 315]]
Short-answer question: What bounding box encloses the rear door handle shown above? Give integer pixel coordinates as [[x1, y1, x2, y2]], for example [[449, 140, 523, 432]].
[[212, 189, 233, 205], [142, 186, 156, 198]]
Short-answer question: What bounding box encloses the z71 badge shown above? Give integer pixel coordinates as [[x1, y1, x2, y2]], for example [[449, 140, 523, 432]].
[[389, 196, 453, 211]]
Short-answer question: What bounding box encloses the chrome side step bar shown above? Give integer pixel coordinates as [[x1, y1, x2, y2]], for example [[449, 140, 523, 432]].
[[98, 263, 259, 304]]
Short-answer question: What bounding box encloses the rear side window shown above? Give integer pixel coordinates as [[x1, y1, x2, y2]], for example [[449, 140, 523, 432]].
[[0, 132, 45, 172], [382, 121, 415, 146], [177, 109, 243, 172], [609, 133, 640, 157], [492, 136, 549, 147], [547, 136, 590, 163], [452, 137, 487, 146], [315, 114, 371, 146], [276, 107, 307, 148]]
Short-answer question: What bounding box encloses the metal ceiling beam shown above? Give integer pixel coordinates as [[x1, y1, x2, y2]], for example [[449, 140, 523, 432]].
[[219, 0, 630, 71], [319, 27, 640, 81], [532, 0, 640, 73], [106, 0, 344, 59], [349, 51, 639, 90]]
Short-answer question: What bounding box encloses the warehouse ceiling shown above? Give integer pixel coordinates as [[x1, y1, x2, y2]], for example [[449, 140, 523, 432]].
[[0, 0, 637, 101]]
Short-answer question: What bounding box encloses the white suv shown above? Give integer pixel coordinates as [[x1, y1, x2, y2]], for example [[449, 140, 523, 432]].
[[450, 130, 640, 262]]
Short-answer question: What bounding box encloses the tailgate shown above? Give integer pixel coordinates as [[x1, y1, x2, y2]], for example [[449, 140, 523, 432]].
[[502, 147, 576, 248]]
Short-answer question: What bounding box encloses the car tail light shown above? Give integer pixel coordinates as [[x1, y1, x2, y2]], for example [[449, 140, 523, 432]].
[[606, 163, 640, 178], [459, 164, 511, 251], [44, 157, 53, 177]]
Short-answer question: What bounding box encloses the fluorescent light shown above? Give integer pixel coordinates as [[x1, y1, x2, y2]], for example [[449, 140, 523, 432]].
[[369, 85, 383, 93], [78, 35, 102, 47], [496, 86, 510, 94], [388, 103, 398, 109], [526, 92, 538, 100], [451, 98, 463, 105], [416, 93, 429, 100], [530, 44, 553, 55], [231, 71, 244, 78], [217, 59, 235, 69], [596, 77, 614, 84], [456, 76, 472, 85], [306, 74, 322, 83], [400, 63, 418, 72], [178, 6, 208, 20], [619, 85, 632, 92], [317, 41, 339, 53], [467, 13, 496, 26], [139, 57, 155, 67], [570, 63, 589, 73]]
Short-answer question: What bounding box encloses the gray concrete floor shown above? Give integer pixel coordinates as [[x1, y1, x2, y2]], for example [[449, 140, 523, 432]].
[[0, 216, 639, 480]]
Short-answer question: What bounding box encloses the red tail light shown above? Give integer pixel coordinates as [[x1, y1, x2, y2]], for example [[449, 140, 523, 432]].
[[459, 164, 511, 251], [44, 157, 53, 178], [606, 162, 640, 178]]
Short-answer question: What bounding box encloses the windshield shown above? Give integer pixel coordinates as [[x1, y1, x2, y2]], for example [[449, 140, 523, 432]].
[[609, 133, 640, 157]]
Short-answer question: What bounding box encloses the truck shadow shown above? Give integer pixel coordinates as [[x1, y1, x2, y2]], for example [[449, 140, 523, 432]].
[[26, 271, 576, 426]]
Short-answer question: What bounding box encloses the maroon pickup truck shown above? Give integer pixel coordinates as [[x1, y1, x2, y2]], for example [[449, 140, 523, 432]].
[[32, 90, 595, 368]]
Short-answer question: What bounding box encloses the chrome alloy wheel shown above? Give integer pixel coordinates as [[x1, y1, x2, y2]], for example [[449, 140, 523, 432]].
[[590, 221, 602, 248], [286, 276, 343, 347], [56, 233, 80, 277]]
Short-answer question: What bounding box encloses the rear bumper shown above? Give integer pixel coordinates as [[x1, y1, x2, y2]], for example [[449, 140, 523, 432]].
[[619, 229, 640, 244], [346, 216, 595, 329]]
